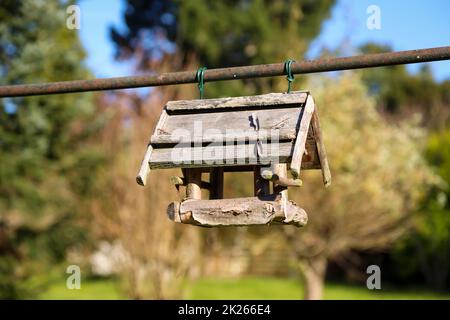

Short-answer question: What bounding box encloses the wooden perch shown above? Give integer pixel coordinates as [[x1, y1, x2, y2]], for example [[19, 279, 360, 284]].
[[170, 176, 211, 189], [260, 167, 302, 187], [167, 197, 308, 227]]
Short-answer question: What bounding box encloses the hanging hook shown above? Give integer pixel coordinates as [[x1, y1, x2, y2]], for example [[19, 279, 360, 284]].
[[284, 59, 295, 93], [196, 66, 207, 99]]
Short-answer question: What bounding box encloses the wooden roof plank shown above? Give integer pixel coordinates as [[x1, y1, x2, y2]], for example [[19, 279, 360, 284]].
[[290, 94, 315, 178], [136, 109, 169, 186], [149, 140, 320, 169], [166, 91, 308, 112], [311, 108, 331, 187], [150, 128, 298, 145], [161, 106, 301, 136]]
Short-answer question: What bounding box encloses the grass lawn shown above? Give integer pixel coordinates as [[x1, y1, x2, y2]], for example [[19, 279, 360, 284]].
[[40, 277, 124, 300], [39, 276, 450, 300], [189, 277, 450, 300]]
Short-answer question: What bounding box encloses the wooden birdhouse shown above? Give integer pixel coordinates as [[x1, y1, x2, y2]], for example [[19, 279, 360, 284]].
[[137, 91, 330, 227]]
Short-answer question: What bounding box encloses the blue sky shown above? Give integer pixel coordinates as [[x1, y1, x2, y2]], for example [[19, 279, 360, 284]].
[[78, 0, 450, 81]]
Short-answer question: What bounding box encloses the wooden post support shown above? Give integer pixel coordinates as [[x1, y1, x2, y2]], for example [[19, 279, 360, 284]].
[[185, 169, 202, 200], [209, 168, 224, 199], [254, 166, 270, 197], [273, 164, 288, 201]]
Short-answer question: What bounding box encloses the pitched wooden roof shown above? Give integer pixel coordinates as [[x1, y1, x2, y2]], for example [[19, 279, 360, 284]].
[[137, 91, 330, 187]]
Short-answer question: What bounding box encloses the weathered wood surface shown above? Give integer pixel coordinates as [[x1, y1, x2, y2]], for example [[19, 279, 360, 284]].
[[179, 165, 265, 173], [149, 140, 320, 169], [222, 165, 262, 172], [169, 175, 184, 186], [209, 168, 224, 199], [136, 144, 153, 186], [170, 176, 211, 189], [311, 109, 332, 187], [254, 166, 270, 197], [166, 91, 308, 113], [260, 165, 303, 187], [290, 95, 315, 178], [273, 164, 288, 206], [167, 197, 308, 227], [138, 91, 329, 186], [185, 169, 202, 199], [161, 107, 302, 137], [136, 109, 168, 186], [150, 128, 297, 145]]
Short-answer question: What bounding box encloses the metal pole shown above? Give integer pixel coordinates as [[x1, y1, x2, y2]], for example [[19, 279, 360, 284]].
[[1, 46, 450, 98]]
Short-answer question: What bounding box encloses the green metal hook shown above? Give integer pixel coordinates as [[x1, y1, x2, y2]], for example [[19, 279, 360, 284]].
[[196, 66, 207, 99], [284, 59, 295, 93]]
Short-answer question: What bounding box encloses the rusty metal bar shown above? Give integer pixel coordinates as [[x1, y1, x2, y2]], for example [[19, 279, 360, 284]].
[[1, 46, 450, 98]]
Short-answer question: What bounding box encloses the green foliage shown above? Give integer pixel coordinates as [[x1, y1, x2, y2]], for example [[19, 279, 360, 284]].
[[359, 43, 450, 128], [112, 0, 334, 67], [394, 131, 450, 289], [0, 0, 102, 298], [427, 131, 450, 183], [291, 73, 435, 258], [359, 44, 450, 289]]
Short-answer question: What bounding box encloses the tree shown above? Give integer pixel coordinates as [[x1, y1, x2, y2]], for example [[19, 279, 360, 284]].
[[358, 43, 450, 290], [359, 43, 450, 129], [0, 0, 100, 298], [111, 0, 335, 97], [285, 73, 435, 299], [84, 92, 202, 299], [394, 131, 450, 290]]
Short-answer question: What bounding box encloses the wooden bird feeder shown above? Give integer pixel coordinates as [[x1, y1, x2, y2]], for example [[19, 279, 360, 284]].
[[137, 91, 330, 227]]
